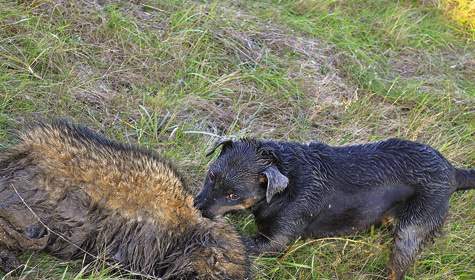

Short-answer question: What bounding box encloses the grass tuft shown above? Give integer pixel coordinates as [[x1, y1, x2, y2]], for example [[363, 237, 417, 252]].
[[441, 0, 475, 41]]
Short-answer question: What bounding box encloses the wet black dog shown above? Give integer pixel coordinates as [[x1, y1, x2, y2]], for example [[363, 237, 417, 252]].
[[194, 137, 475, 280]]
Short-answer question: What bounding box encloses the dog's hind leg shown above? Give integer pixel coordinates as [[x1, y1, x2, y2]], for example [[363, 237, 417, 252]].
[[388, 195, 449, 280]]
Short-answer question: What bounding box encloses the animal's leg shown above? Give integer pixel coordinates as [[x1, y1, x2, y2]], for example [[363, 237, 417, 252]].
[[388, 197, 448, 280], [246, 233, 291, 256], [0, 244, 21, 274]]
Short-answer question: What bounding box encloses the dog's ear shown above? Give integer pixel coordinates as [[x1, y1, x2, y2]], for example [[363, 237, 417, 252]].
[[206, 138, 234, 157], [261, 166, 289, 203]]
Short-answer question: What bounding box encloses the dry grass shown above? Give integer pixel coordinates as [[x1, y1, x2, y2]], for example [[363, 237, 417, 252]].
[[1, 0, 474, 279]]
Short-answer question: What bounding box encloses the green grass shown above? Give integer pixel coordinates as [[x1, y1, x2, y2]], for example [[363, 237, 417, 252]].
[[1, 0, 474, 279]]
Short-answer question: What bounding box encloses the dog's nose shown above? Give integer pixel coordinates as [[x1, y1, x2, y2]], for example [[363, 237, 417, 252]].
[[200, 209, 215, 219], [193, 199, 202, 208], [194, 194, 205, 208], [194, 198, 216, 219]]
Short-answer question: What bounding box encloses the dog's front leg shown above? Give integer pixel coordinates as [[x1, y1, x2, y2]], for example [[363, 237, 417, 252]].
[[245, 216, 310, 256], [246, 233, 291, 256]]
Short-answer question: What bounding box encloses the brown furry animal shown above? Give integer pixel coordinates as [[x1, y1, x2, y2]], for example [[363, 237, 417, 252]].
[[0, 120, 249, 279]]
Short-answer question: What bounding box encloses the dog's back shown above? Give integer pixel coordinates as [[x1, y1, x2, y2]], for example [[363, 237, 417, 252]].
[[317, 138, 456, 190], [0, 121, 249, 279]]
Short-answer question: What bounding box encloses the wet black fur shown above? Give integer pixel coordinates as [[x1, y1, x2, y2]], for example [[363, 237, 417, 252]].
[[195, 137, 475, 280]]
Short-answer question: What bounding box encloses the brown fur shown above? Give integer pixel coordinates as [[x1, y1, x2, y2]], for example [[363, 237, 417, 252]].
[[0, 120, 249, 279]]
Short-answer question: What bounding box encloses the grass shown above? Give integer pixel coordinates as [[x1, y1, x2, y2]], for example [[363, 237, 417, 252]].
[[441, 0, 475, 40], [0, 0, 474, 279]]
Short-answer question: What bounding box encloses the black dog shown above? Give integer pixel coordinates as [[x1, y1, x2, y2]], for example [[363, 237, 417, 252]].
[[194, 137, 475, 280]]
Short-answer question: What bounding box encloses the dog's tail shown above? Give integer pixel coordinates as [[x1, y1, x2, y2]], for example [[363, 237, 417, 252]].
[[455, 169, 475, 191]]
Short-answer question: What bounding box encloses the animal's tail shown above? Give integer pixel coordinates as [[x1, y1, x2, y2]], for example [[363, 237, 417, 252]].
[[456, 169, 475, 191]]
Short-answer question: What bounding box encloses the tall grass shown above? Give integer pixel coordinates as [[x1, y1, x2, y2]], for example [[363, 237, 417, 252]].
[[1, 0, 474, 279]]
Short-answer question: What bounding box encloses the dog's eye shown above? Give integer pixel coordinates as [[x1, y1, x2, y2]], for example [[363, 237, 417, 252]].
[[229, 194, 239, 200], [209, 170, 215, 181]]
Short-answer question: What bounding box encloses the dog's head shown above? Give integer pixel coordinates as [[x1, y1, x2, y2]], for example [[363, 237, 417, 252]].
[[194, 138, 289, 219]]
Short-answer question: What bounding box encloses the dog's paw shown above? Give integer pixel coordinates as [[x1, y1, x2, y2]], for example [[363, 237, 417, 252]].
[[244, 237, 260, 255]]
